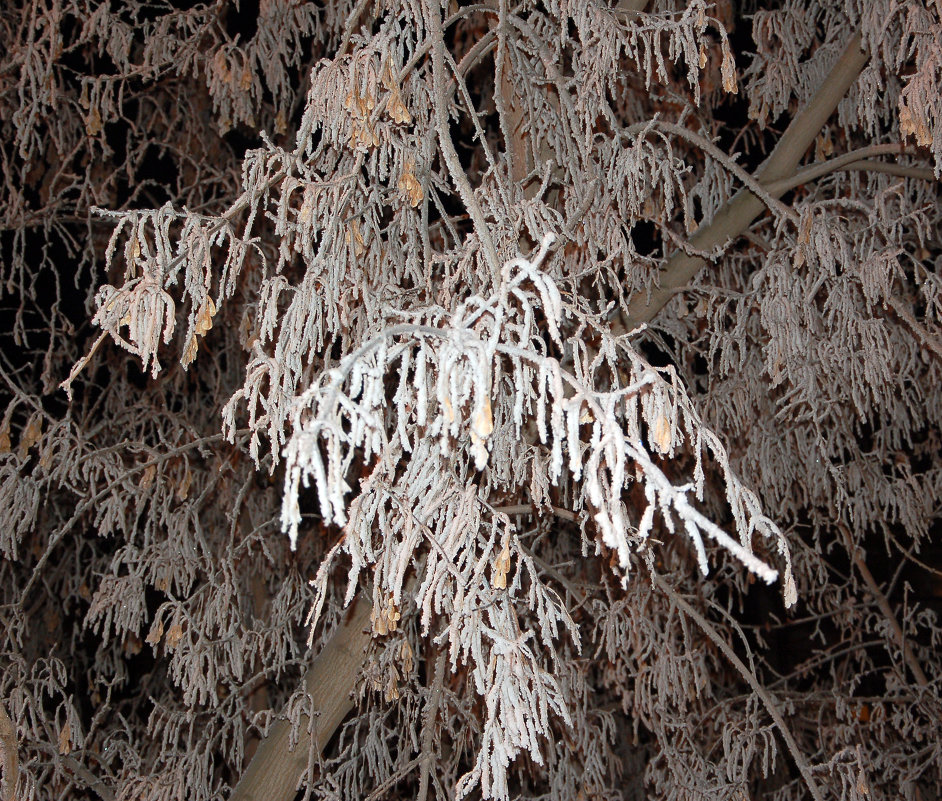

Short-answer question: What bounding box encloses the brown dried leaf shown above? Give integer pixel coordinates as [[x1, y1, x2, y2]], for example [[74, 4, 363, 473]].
[[721, 47, 738, 94], [177, 467, 192, 500], [195, 297, 216, 337], [145, 619, 164, 647], [652, 413, 672, 453], [85, 107, 102, 136], [17, 415, 42, 459], [400, 639, 413, 674], [140, 463, 157, 489], [472, 396, 493, 439], [58, 722, 71, 755], [182, 334, 199, 367], [165, 623, 184, 650], [398, 159, 423, 207], [493, 542, 512, 589]]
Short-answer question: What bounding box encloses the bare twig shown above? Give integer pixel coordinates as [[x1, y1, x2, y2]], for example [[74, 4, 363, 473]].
[[763, 144, 933, 193], [885, 295, 942, 363], [363, 757, 422, 801], [832, 159, 937, 181], [493, 503, 579, 523], [30, 741, 114, 801]]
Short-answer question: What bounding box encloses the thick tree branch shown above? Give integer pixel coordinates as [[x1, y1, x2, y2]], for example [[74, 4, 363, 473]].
[[618, 33, 869, 331], [228, 595, 372, 801]]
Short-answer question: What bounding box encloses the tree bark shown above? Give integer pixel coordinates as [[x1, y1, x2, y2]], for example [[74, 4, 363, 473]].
[[228, 595, 372, 801], [0, 700, 17, 801]]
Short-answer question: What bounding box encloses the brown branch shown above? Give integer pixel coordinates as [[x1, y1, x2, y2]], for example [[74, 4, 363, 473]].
[[653, 575, 825, 801], [427, 0, 501, 283], [838, 524, 930, 688], [762, 144, 934, 193], [227, 594, 372, 801], [617, 32, 869, 332]]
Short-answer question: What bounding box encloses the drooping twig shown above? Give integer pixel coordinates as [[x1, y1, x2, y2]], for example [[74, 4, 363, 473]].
[[18, 430, 245, 605], [426, 0, 502, 284], [416, 648, 447, 801], [622, 120, 798, 223]]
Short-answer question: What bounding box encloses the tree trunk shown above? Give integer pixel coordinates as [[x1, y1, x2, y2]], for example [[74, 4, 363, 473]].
[[228, 595, 371, 801]]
